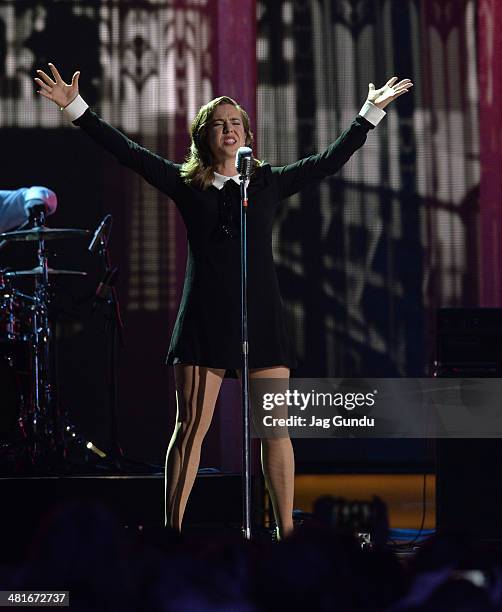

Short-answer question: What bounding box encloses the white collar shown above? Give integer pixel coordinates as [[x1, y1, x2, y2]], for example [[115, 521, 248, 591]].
[[212, 172, 241, 190]]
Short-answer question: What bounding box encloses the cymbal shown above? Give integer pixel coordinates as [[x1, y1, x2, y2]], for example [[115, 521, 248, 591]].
[[0, 227, 90, 241], [5, 267, 87, 277]]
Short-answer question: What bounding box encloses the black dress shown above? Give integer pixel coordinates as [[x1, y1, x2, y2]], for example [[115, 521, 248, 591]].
[[74, 110, 374, 370]]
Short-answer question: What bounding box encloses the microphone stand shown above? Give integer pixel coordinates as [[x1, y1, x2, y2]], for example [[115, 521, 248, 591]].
[[239, 168, 252, 541], [93, 223, 125, 466]]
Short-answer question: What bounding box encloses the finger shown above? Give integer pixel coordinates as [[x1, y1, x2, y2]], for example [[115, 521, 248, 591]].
[[385, 76, 398, 87], [48, 62, 63, 83], [34, 78, 52, 93], [36, 69, 56, 86], [71, 71, 80, 87], [36, 89, 53, 101], [395, 79, 413, 88], [394, 85, 412, 95], [391, 90, 409, 100]]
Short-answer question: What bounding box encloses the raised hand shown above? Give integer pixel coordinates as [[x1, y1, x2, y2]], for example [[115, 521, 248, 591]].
[[34, 63, 80, 108], [367, 77, 413, 110]]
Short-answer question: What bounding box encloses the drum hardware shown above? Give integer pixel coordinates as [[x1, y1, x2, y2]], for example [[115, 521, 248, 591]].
[[1, 285, 33, 342], [1, 270, 32, 467], [5, 267, 87, 277], [0, 343, 29, 443], [0, 325, 33, 478], [0, 227, 90, 242], [1, 218, 103, 471]]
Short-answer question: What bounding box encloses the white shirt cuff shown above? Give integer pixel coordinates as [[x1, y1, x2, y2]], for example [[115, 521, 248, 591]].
[[358, 100, 386, 126], [62, 95, 89, 122]]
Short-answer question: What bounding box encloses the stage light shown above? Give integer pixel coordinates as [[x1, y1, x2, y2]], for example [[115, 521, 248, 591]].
[[85, 441, 106, 458]]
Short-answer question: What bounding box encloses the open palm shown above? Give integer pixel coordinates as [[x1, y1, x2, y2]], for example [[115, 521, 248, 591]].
[[34, 63, 80, 108], [367, 77, 413, 110]]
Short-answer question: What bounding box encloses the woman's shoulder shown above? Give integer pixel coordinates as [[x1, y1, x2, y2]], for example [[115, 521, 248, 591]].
[[252, 161, 273, 183]]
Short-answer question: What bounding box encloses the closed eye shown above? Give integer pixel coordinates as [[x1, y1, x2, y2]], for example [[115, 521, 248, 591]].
[[212, 119, 242, 127]]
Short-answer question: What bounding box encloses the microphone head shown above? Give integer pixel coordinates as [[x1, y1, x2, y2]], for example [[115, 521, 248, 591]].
[[235, 146, 253, 176]]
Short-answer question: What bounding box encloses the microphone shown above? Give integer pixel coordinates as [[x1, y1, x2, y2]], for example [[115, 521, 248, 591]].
[[88, 214, 112, 253], [235, 146, 253, 179]]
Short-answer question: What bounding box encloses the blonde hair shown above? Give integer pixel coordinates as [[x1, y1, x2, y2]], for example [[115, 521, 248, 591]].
[[181, 96, 260, 189]]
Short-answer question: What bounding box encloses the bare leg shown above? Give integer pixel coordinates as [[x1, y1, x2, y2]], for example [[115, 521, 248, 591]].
[[165, 365, 225, 530], [240, 366, 295, 539]]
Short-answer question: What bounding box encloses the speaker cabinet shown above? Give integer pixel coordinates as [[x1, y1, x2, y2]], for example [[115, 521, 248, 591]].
[[436, 309, 502, 538]]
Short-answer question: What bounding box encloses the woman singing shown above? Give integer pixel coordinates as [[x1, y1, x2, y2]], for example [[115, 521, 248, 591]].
[[35, 63, 412, 539]]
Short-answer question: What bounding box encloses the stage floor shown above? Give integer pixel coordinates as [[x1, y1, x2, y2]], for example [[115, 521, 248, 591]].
[[0, 470, 434, 533]]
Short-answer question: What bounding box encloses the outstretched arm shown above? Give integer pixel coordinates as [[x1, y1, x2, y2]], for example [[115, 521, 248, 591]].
[[272, 76, 413, 200], [34, 63, 181, 198]]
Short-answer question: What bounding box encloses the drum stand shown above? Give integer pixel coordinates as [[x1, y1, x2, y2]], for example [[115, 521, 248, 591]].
[[9, 213, 103, 468], [0, 216, 114, 472], [29, 211, 57, 461]]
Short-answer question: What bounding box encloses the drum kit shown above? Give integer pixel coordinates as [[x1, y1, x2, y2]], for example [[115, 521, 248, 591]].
[[0, 215, 113, 473]]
